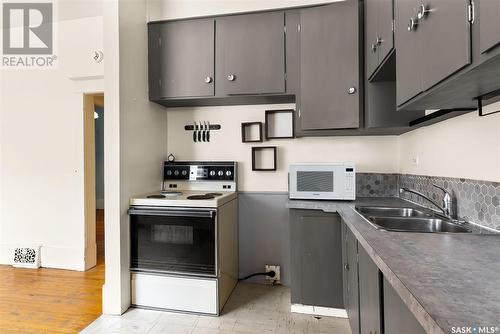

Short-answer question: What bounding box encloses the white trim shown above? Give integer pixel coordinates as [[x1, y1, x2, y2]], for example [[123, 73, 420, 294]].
[[291, 303, 348, 318]]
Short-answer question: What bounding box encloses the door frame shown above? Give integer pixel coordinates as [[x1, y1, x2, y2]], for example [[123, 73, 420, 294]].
[[84, 93, 103, 270]]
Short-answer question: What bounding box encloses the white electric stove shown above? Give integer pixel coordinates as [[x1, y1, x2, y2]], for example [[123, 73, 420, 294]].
[[129, 161, 238, 315]]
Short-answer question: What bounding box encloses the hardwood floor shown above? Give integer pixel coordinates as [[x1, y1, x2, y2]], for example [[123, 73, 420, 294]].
[[0, 210, 105, 334]]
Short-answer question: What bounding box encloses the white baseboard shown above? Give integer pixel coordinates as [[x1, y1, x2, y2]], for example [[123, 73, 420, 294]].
[[0, 243, 85, 271], [291, 303, 348, 318]]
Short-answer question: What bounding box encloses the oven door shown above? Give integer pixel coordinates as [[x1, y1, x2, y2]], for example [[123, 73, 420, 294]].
[[129, 206, 217, 277]]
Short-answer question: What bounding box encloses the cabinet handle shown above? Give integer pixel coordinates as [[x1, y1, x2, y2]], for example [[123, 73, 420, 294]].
[[417, 4, 430, 20], [227, 74, 236, 81], [371, 43, 377, 53], [344, 263, 349, 271], [347, 87, 357, 95], [204, 76, 213, 84], [376, 36, 383, 46], [408, 17, 418, 31]]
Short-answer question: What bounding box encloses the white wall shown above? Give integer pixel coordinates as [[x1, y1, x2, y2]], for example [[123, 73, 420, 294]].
[[0, 2, 103, 270], [167, 104, 399, 191], [399, 103, 500, 183], [147, 0, 340, 21], [103, 0, 167, 315]]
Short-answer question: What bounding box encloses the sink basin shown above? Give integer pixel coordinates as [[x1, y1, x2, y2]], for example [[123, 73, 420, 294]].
[[368, 217, 471, 233], [356, 206, 430, 218], [355, 205, 472, 233]]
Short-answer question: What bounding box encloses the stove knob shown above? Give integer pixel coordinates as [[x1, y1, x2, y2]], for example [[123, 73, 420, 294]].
[[174, 170, 180, 176], [181, 170, 188, 176], [226, 170, 232, 177], [166, 170, 172, 176], [218, 170, 224, 176], [210, 170, 216, 177]]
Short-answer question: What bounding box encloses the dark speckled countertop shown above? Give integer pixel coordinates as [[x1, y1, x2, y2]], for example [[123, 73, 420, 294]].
[[287, 197, 500, 334]]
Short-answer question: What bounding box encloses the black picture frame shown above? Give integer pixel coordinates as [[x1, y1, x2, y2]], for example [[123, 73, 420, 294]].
[[265, 109, 295, 140], [241, 122, 263, 143], [252, 146, 277, 171]]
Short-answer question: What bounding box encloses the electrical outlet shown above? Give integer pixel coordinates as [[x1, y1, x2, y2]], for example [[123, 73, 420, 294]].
[[411, 156, 419, 166], [265, 265, 281, 285]]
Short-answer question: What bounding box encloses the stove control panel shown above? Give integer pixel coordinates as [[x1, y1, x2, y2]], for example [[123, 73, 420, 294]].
[[164, 161, 236, 181]]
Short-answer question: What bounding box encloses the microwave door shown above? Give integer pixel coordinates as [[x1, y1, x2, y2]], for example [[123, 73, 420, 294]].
[[294, 170, 335, 199]]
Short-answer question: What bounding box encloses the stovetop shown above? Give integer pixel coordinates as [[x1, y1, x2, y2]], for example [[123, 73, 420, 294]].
[[130, 161, 238, 208], [130, 190, 237, 208]]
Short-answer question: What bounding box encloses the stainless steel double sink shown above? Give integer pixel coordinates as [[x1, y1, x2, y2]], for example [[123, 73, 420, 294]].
[[355, 206, 472, 233]]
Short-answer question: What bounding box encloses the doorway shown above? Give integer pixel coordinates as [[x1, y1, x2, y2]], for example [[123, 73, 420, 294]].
[[84, 93, 105, 270]]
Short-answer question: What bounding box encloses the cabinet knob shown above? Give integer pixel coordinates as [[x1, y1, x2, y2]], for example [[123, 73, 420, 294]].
[[347, 87, 357, 95], [408, 17, 418, 31], [371, 43, 377, 53], [417, 4, 430, 20], [344, 263, 349, 271], [227, 74, 236, 81], [376, 36, 383, 45], [204, 76, 213, 84]]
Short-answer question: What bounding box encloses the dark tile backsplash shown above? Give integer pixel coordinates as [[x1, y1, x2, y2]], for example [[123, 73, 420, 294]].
[[356, 173, 500, 231], [356, 173, 399, 197]]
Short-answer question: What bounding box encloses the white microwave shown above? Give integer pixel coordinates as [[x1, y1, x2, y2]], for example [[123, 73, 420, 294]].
[[288, 163, 356, 200]]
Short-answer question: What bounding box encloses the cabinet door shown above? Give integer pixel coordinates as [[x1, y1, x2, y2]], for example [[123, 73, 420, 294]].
[[383, 278, 426, 334], [216, 12, 285, 95], [377, 0, 394, 64], [299, 1, 360, 130], [358, 247, 382, 334], [290, 210, 344, 308], [366, 0, 380, 78], [395, 0, 422, 106], [419, 0, 471, 91], [153, 19, 215, 99], [480, 0, 500, 53], [346, 227, 360, 334]]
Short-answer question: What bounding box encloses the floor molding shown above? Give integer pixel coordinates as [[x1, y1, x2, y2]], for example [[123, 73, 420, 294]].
[[291, 303, 348, 318]]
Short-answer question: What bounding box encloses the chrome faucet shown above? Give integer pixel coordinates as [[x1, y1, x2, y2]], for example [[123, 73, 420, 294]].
[[400, 184, 453, 219]]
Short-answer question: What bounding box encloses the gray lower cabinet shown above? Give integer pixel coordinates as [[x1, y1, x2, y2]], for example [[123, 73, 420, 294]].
[[480, 0, 500, 54], [358, 246, 382, 334], [342, 222, 360, 334], [216, 11, 286, 95], [383, 278, 426, 334], [297, 1, 361, 131], [148, 19, 215, 100], [290, 209, 344, 309]]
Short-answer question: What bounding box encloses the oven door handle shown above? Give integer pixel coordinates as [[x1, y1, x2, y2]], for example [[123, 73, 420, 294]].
[[127, 207, 216, 218]]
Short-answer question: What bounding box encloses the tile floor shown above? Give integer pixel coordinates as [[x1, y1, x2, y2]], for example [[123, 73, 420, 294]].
[[81, 282, 352, 334]]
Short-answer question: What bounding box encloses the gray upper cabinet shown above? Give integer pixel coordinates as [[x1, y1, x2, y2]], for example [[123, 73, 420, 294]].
[[395, 0, 472, 106], [419, 0, 471, 92], [298, 1, 361, 131], [366, 0, 380, 78], [480, 0, 500, 54], [358, 247, 382, 334], [377, 0, 395, 67], [383, 277, 426, 334], [216, 12, 286, 95], [149, 19, 215, 99], [290, 209, 344, 309], [366, 0, 394, 80], [395, 0, 422, 106]]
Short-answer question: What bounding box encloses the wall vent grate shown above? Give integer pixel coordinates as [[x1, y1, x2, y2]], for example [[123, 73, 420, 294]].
[[13, 246, 41, 269]]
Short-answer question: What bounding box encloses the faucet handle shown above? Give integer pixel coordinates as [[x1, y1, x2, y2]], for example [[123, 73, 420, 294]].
[[432, 184, 451, 196]]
